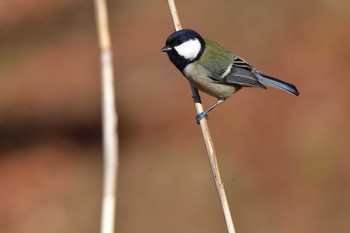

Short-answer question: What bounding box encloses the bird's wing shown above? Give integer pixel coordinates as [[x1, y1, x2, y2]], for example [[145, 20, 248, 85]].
[[198, 40, 234, 79], [200, 40, 266, 89], [224, 65, 266, 88], [223, 56, 266, 88]]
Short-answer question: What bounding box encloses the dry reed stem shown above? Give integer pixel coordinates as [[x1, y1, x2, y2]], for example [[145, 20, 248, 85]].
[[94, 0, 119, 233], [166, 1, 237, 233]]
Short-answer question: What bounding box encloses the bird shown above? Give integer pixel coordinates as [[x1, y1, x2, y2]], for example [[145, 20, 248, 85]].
[[161, 29, 299, 123]]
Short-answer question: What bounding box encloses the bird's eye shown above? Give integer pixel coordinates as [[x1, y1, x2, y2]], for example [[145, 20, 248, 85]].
[[176, 40, 183, 45]]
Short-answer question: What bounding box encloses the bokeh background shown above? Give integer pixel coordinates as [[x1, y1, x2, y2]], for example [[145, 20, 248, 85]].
[[1, 0, 350, 232]]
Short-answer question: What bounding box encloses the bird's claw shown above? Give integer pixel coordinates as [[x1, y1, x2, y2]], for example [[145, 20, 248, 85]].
[[195, 112, 208, 124]]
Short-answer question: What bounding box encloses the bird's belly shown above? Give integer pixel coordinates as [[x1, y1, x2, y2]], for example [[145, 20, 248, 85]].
[[183, 63, 240, 99]]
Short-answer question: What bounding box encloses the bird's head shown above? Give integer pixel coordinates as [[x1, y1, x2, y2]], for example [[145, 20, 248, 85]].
[[161, 29, 205, 71]]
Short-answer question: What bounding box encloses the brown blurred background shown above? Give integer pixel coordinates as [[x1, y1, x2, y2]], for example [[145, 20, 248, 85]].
[[1, 0, 349, 232]]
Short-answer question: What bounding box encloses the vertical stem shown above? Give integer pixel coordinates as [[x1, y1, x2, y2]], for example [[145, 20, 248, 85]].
[[166, 1, 237, 233], [168, 0, 182, 30], [94, 1, 119, 233]]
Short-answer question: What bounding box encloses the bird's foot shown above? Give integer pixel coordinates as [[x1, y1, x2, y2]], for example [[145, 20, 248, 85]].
[[195, 111, 208, 124]]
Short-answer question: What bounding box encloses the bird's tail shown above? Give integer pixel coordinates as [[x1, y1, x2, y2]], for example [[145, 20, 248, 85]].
[[255, 73, 299, 96]]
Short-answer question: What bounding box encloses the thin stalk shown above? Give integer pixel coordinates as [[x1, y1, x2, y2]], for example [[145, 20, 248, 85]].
[[165, 1, 237, 233], [93, 1, 119, 233]]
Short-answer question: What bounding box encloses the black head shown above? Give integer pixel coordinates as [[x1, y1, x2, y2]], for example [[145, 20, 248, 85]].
[[161, 29, 205, 71]]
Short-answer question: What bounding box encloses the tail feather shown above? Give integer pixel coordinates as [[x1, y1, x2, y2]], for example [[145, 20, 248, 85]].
[[255, 73, 299, 96]]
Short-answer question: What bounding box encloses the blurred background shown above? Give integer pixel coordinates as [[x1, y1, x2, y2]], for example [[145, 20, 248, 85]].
[[1, 0, 349, 232]]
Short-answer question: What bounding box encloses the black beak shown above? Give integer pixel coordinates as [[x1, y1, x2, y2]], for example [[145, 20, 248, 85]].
[[161, 45, 172, 52]]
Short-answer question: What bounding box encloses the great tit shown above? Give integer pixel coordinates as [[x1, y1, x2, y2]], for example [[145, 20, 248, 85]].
[[161, 29, 299, 123]]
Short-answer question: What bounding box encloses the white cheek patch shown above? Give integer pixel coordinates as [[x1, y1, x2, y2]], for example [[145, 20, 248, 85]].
[[174, 39, 201, 61]]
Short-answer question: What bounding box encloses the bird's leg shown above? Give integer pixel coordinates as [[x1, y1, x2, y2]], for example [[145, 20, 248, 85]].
[[195, 99, 225, 124]]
